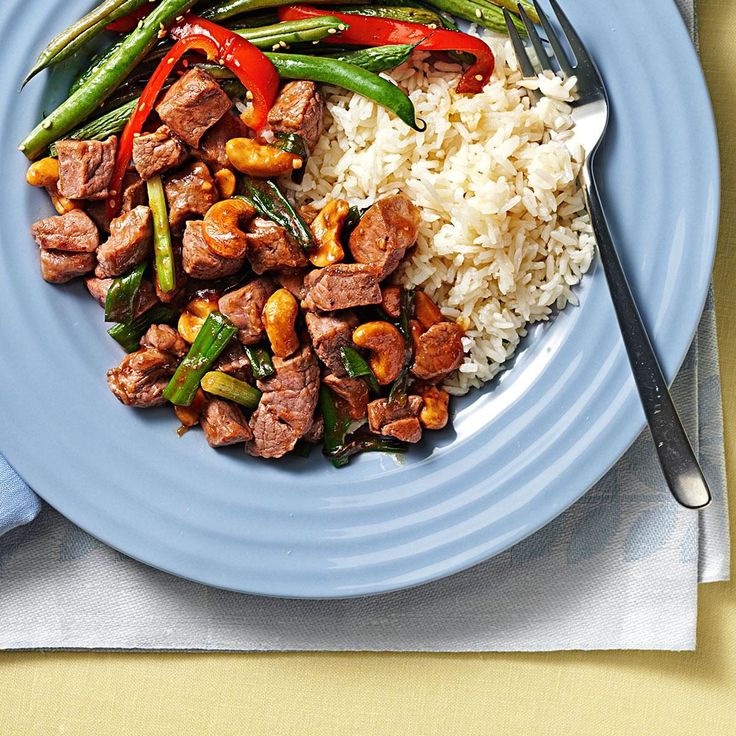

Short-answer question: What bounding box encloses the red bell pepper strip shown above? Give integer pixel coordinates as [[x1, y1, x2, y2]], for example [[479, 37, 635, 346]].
[[106, 15, 278, 220], [278, 4, 494, 94], [106, 5, 154, 32]]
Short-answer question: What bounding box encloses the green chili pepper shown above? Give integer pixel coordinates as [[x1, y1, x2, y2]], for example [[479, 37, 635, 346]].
[[146, 175, 176, 295], [19, 0, 197, 160], [104, 262, 147, 324], [319, 385, 352, 467], [326, 432, 408, 466], [200, 371, 262, 410], [340, 346, 380, 393], [243, 345, 275, 380], [236, 180, 315, 251], [274, 132, 309, 184], [264, 53, 425, 132], [108, 304, 179, 353], [24, 0, 149, 85]]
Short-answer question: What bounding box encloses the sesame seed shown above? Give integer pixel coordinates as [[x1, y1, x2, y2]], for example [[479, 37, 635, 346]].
[[41, 120, 52, 130], [138, 102, 146, 111], [137, 19, 144, 29], [475, 8, 482, 17], [428, 23, 437, 29], [272, 43, 280, 50], [109, 190, 117, 197], [327, 27, 338, 34], [167, 57, 175, 65], [475, 74, 483, 81], [292, 160, 302, 170], [246, 91, 254, 101], [337, 24, 347, 30], [312, 40, 319, 45], [280, 41, 287, 48]]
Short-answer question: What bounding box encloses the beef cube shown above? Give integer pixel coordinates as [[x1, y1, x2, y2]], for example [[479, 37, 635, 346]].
[[217, 278, 275, 345], [40, 250, 95, 283], [85, 275, 158, 316], [305, 311, 358, 377], [323, 373, 369, 421], [214, 342, 253, 382], [156, 68, 232, 148], [132, 126, 188, 180], [31, 209, 99, 252], [56, 136, 117, 200], [246, 217, 308, 274], [267, 81, 324, 151], [348, 194, 420, 278], [274, 269, 307, 301], [140, 324, 188, 357], [164, 162, 218, 234], [247, 345, 320, 458], [301, 263, 382, 312], [411, 322, 465, 382], [95, 205, 153, 278], [87, 170, 146, 233], [182, 220, 245, 280], [303, 415, 324, 444], [367, 395, 424, 444], [201, 398, 253, 447], [193, 112, 249, 171], [107, 348, 178, 408]]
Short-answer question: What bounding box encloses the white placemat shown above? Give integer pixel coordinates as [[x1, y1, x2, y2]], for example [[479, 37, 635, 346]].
[[0, 0, 727, 651]]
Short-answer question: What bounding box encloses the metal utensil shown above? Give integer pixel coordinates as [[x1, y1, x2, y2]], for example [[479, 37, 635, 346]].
[[504, 0, 711, 509]]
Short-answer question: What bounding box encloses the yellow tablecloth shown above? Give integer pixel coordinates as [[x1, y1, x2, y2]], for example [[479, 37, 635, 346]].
[[1, 1, 734, 733]]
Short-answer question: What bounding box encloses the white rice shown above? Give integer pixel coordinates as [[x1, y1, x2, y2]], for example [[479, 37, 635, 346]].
[[287, 33, 595, 394]]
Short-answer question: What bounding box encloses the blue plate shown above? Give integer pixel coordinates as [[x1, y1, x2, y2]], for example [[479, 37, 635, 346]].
[[0, 0, 718, 597]]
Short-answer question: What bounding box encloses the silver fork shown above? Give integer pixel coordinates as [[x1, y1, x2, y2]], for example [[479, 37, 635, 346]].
[[504, 0, 711, 509]]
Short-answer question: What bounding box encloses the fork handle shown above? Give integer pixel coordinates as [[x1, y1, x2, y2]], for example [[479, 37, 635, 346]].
[[583, 165, 711, 509]]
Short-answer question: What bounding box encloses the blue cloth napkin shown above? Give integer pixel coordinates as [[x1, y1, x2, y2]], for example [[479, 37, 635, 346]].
[[0, 455, 40, 537]]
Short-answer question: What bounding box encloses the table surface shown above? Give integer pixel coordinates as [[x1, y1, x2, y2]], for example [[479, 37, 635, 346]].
[[2, 1, 735, 733]]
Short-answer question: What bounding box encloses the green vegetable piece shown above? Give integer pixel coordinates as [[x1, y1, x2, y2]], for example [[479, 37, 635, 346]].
[[339, 346, 380, 393], [319, 385, 351, 467], [326, 432, 408, 466], [104, 262, 147, 324], [146, 175, 176, 295], [202, 0, 346, 22], [421, 0, 525, 34], [274, 132, 309, 184], [108, 304, 179, 353], [163, 313, 237, 406], [326, 44, 416, 74], [200, 371, 262, 410], [243, 345, 275, 380]]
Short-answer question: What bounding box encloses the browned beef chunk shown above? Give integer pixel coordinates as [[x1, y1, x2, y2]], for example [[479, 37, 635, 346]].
[[156, 68, 232, 148], [380, 285, 402, 319], [411, 322, 465, 382], [348, 194, 420, 278], [247, 345, 320, 458], [87, 170, 146, 233], [154, 240, 186, 303], [31, 209, 99, 252], [193, 112, 249, 171], [323, 373, 369, 421], [245, 217, 308, 274], [132, 126, 188, 180], [303, 414, 324, 443], [301, 264, 382, 312], [164, 162, 218, 234], [201, 397, 253, 447], [107, 348, 178, 407], [182, 220, 245, 280], [214, 342, 253, 382], [85, 275, 158, 316], [274, 269, 307, 301], [95, 205, 153, 278], [140, 324, 188, 357], [56, 136, 117, 201], [367, 396, 424, 443], [40, 250, 95, 283], [267, 81, 324, 151], [305, 311, 358, 377], [217, 278, 275, 345]]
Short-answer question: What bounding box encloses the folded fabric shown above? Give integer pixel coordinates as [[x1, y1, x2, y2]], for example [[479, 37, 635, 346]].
[[0, 455, 40, 537]]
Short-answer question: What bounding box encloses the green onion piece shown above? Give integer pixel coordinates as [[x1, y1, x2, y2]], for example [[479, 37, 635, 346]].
[[108, 304, 179, 353], [243, 345, 275, 380], [104, 262, 147, 323], [342, 204, 366, 243], [319, 385, 351, 467], [326, 432, 408, 466], [339, 346, 380, 393], [146, 175, 176, 294], [201, 371, 262, 410], [237, 180, 315, 251], [163, 313, 237, 406], [274, 132, 309, 184], [398, 287, 415, 343], [388, 287, 416, 405]]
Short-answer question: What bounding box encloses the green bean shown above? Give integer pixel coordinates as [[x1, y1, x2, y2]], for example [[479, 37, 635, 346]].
[[19, 0, 197, 160], [202, 0, 358, 22], [422, 0, 524, 33], [200, 372, 262, 410], [108, 304, 179, 353], [332, 5, 446, 25], [265, 53, 425, 131], [324, 44, 416, 74], [24, 0, 149, 85], [69, 37, 128, 96], [146, 176, 176, 295]]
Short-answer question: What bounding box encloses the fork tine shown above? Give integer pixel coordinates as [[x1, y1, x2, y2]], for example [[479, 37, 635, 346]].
[[547, 0, 590, 69], [517, 3, 553, 73], [504, 9, 537, 79], [532, 0, 574, 77]]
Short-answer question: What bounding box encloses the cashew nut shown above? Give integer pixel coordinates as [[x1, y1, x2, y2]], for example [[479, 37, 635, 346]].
[[226, 137, 302, 178], [418, 385, 450, 430], [175, 388, 207, 431], [309, 199, 349, 267], [352, 321, 405, 385], [202, 198, 254, 259], [214, 168, 236, 199], [26, 157, 59, 187], [262, 288, 300, 358], [178, 293, 220, 343], [380, 286, 402, 319], [414, 290, 443, 329]]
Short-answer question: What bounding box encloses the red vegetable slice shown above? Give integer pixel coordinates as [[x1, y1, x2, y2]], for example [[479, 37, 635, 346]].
[[106, 5, 154, 32]]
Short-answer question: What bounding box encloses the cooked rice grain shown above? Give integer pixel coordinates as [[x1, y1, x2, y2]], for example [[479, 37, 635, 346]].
[[288, 36, 595, 394]]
